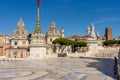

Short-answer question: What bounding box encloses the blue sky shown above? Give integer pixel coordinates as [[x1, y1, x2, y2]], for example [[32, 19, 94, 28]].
[[0, 0, 120, 38]]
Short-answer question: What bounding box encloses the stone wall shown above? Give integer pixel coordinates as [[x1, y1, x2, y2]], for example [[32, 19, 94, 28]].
[[96, 48, 119, 57], [67, 48, 120, 58]]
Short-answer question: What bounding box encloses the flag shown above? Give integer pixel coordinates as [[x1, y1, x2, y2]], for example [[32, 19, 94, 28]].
[[38, 0, 40, 7]]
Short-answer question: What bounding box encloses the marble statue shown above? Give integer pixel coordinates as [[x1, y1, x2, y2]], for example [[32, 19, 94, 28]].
[[87, 24, 96, 39]]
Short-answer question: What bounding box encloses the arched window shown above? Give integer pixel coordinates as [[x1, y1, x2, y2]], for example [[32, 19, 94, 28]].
[[13, 52, 17, 58], [21, 54, 23, 58], [15, 42, 17, 46], [8, 54, 11, 58]]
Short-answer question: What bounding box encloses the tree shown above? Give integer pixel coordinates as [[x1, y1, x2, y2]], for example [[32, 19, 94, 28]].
[[73, 41, 87, 47], [53, 38, 73, 53], [116, 40, 120, 44], [53, 38, 87, 53], [73, 41, 87, 52], [103, 40, 119, 46], [118, 41, 120, 44]]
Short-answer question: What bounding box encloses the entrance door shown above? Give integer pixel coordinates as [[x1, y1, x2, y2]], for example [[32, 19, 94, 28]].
[[20, 54, 23, 58], [8, 54, 11, 58], [13, 52, 17, 58]]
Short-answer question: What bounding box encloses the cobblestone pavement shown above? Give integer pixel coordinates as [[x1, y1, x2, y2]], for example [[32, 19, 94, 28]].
[[0, 57, 115, 80]]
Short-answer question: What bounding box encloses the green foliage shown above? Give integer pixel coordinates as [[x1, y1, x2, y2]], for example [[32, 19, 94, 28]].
[[73, 41, 87, 47], [118, 40, 120, 44], [53, 38, 72, 45], [103, 40, 120, 46], [53, 38, 87, 47]]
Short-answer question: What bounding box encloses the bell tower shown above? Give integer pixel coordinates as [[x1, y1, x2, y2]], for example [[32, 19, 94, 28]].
[[61, 27, 64, 38], [105, 27, 113, 40]]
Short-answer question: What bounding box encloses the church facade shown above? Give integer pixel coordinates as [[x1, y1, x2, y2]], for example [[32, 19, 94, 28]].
[[5, 18, 29, 58], [45, 21, 61, 54]]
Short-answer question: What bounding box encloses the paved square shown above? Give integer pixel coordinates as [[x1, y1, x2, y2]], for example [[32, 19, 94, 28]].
[[0, 57, 115, 80]]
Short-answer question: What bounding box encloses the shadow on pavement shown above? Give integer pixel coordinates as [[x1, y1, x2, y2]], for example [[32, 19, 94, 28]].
[[79, 57, 115, 79]]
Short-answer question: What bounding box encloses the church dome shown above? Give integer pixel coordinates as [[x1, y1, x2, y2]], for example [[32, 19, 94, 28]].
[[46, 21, 60, 37], [12, 18, 28, 38]]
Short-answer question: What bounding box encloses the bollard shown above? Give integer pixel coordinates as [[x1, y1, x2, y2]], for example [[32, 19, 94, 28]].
[[114, 57, 117, 75], [113, 57, 120, 80], [117, 65, 120, 80]]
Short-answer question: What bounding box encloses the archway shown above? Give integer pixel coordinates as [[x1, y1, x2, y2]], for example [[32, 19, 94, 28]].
[[13, 52, 17, 58], [8, 54, 11, 58], [20, 54, 23, 58]]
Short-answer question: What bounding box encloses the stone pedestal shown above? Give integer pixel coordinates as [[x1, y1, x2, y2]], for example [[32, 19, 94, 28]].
[[28, 33, 47, 59], [85, 38, 98, 57], [29, 46, 46, 59]]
